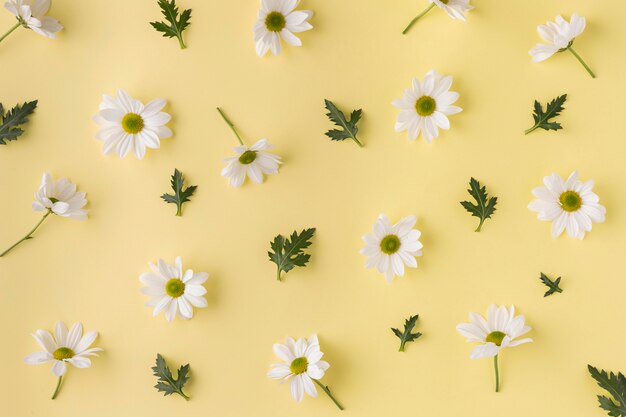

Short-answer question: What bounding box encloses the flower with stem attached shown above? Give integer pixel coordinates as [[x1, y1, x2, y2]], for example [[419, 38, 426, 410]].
[[267, 334, 343, 410], [216, 107, 282, 187], [1, 0, 62, 43], [402, 0, 473, 34], [529, 13, 595, 78], [254, 0, 313, 57], [1, 172, 87, 257], [24, 321, 102, 399], [456, 305, 532, 392]]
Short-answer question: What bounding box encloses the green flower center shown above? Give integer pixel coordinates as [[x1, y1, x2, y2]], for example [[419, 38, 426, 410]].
[[265, 11, 286, 32], [380, 234, 401, 255], [238, 150, 257, 165], [486, 331, 506, 346], [415, 96, 436, 116], [53, 347, 75, 360], [289, 357, 309, 375], [49, 197, 59, 204], [121, 113, 145, 134], [559, 191, 582, 212], [440, 0, 449, 3], [165, 278, 185, 298]]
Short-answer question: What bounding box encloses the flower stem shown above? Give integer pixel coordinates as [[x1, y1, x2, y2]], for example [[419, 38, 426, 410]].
[[567, 47, 596, 78], [402, 3, 435, 35], [0, 210, 52, 257], [313, 379, 344, 410], [0, 22, 21, 44], [493, 354, 500, 393], [216, 107, 245, 146], [51, 376, 63, 400]]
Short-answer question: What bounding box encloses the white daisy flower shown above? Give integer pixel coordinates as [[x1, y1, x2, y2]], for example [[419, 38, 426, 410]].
[[528, 171, 606, 239], [403, 0, 473, 34], [254, 0, 313, 57], [2, 0, 62, 43], [267, 334, 343, 409], [392, 70, 462, 143], [93, 89, 172, 160], [1, 172, 87, 257], [529, 13, 595, 78], [139, 256, 209, 322], [456, 305, 532, 392], [24, 321, 102, 399], [360, 214, 423, 283]]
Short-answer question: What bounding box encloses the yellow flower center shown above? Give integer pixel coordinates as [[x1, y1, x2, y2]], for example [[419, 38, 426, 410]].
[[165, 279, 185, 298], [559, 190, 582, 212], [415, 96, 436, 116], [121, 113, 145, 134], [265, 11, 286, 32], [238, 150, 257, 165], [380, 234, 401, 254], [486, 331, 506, 346], [290, 357, 309, 375], [53, 347, 75, 360]]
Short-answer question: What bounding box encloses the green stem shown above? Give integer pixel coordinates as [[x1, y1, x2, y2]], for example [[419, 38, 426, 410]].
[[177, 35, 187, 50], [276, 268, 282, 282], [177, 390, 190, 401], [351, 136, 364, 148], [494, 355, 500, 393], [402, 3, 435, 34], [524, 125, 538, 135], [216, 107, 245, 146], [567, 47, 595, 78], [175, 204, 182, 217], [399, 341, 406, 352], [475, 219, 484, 232], [0, 22, 21, 44], [1, 210, 52, 257], [313, 379, 344, 410], [51, 376, 63, 400]]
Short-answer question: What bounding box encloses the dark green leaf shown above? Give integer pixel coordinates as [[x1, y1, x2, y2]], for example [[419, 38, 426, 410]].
[[391, 315, 422, 352], [460, 178, 497, 232], [525, 94, 567, 134], [324, 99, 363, 147], [152, 354, 191, 400], [539, 272, 563, 297], [588, 365, 626, 417], [161, 168, 197, 216], [150, 0, 192, 49], [0, 100, 38, 145], [268, 228, 316, 281]]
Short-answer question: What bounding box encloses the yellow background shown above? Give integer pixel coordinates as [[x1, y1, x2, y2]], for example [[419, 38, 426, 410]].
[[1, 0, 625, 416]]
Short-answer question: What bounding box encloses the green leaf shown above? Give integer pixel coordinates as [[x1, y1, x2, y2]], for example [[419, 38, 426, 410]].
[[268, 228, 316, 281], [525, 94, 567, 135], [391, 315, 422, 352], [588, 365, 626, 417], [152, 354, 191, 400], [460, 178, 498, 232], [0, 100, 38, 145], [324, 99, 363, 147], [150, 0, 192, 49], [161, 168, 197, 217], [539, 272, 563, 297]]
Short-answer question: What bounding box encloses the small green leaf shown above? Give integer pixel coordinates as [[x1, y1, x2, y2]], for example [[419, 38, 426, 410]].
[[150, 0, 192, 49], [152, 354, 191, 400], [323, 99, 363, 147], [268, 228, 316, 281], [391, 315, 422, 352], [161, 169, 197, 216], [0, 100, 38, 145], [539, 272, 563, 297], [588, 365, 626, 417], [460, 178, 498, 232], [525, 94, 567, 135]]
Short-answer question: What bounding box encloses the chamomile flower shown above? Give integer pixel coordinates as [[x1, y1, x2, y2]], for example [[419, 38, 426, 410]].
[[254, 0, 313, 57], [93, 89, 172, 160], [217, 108, 282, 187], [528, 171, 606, 239], [360, 214, 423, 283], [529, 13, 595, 78], [139, 256, 209, 322], [267, 334, 343, 409], [1, 172, 87, 257], [403, 0, 473, 34], [24, 321, 102, 399], [393, 70, 462, 143], [2, 0, 62, 43], [456, 305, 532, 392]]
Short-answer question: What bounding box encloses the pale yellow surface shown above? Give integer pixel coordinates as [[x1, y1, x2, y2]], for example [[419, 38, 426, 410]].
[[1, 0, 625, 416]]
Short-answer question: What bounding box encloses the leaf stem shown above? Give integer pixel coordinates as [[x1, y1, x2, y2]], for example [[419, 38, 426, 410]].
[[399, 341, 406, 352], [351, 136, 364, 148], [276, 268, 282, 282], [524, 125, 538, 135], [175, 204, 182, 217], [567, 47, 595, 78], [493, 354, 500, 393], [216, 107, 245, 146], [51, 376, 63, 400], [402, 3, 435, 35], [178, 35, 187, 50], [475, 219, 484, 232], [313, 379, 344, 410], [0, 22, 21, 44], [1, 210, 52, 257], [178, 390, 190, 401]]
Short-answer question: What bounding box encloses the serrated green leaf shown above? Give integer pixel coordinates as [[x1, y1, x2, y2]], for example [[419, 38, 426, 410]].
[[539, 272, 563, 297], [152, 354, 191, 400], [0, 100, 38, 145], [150, 0, 192, 49], [323, 99, 363, 147], [525, 94, 567, 135], [161, 168, 197, 216], [460, 178, 497, 232], [588, 365, 626, 416], [391, 315, 422, 352], [268, 228, 316, 281]]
